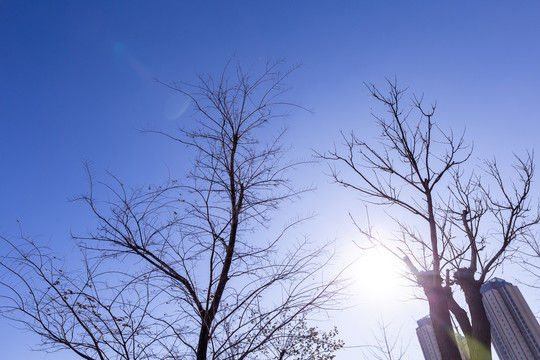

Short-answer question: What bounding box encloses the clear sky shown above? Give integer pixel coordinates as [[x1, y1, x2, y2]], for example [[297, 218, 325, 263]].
[[1, 1, 540, 359]]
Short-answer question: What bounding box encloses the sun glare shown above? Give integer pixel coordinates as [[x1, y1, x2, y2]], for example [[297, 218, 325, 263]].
[[348, 247, 406, 303]]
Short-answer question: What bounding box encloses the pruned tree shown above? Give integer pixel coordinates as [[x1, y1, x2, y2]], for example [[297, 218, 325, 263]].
[[0, 60, 343, 360], [319, 79, 471, 360], [320, 79, 540, 360], [444, 153, 540, 360]]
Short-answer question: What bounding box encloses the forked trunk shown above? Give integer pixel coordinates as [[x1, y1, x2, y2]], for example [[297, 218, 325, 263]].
[[459, 277, 492, 360], [422, 273, 463, 360]]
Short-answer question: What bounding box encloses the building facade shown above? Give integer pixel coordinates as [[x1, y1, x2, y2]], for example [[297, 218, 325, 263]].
[[416, 316, 469, 360], [416, 316, 443, 360], [481, 277, 540, 360]]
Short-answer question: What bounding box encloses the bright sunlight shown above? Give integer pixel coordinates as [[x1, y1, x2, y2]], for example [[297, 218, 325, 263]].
[[348, 246, 407, 304]]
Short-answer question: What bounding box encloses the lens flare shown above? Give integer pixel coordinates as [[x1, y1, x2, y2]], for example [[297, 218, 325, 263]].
[[164, 93, 190, 120]]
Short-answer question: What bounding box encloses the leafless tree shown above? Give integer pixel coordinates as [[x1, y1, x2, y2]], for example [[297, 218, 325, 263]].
[[359, 319, 409, 360], [0, 60, 343, 360], [321, 79, 540, 360], [229, 311, 344, 360], [520, 214, 540, 287], [319, 79, 471, 360], [0, 234, 167, 360], [444, 153, 540, 360]]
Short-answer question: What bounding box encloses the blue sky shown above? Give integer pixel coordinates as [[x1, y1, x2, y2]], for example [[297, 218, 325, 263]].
[[1, 1, 540, 359]]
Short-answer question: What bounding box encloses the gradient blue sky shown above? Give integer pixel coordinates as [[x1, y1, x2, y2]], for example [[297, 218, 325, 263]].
[[2, 1, 540, 359]]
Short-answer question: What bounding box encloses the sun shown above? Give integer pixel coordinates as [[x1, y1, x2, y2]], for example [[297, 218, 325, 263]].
[[348, 247, 407, 303]]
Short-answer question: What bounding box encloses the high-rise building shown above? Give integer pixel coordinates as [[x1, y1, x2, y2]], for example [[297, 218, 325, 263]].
[[416, 316, 443, 360], [416, 316, 469, 360], [481, 277, 540, 360]]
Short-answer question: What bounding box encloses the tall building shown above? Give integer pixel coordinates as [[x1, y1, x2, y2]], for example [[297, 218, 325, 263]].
[[416, 316, 469, 360], [481, 277, 540, 360], [416, 316, 442, 360]]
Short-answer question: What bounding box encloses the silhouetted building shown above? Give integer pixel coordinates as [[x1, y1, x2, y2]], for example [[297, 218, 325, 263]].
[[416, 316, 469, 360], [481, 277, 540, 360], [416, 316, 442, 360], [455, 332, 471, 360]]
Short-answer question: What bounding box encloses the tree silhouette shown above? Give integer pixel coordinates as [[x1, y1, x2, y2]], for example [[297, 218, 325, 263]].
[[0, 60, 343, 360], [321, 79, 469, 360], [321, 80, 540, 360]]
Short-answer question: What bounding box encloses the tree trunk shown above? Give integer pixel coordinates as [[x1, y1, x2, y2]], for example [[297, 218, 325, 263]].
[[421, 272, 463, 360], [446, 286, 473, 342], [196, 314, 211, 360], [457, 273, 492, 360], [423, 191, 462, 360], [195, 186, 242, 360]]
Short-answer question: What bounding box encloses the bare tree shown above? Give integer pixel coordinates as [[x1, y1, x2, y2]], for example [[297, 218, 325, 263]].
[[445, 153, 540, 360], [520, 206, 540, 284], [244, 312, 344, 360], [359, 319, 409, 360], [321, 79, 540, 360], [0, 234, 167, 360], [0, 60, 342, 360], [320, 79, 471, 360]]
